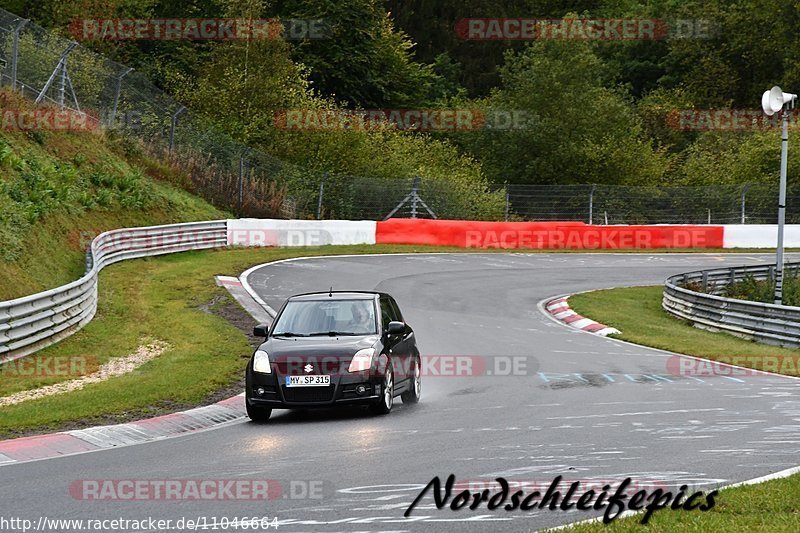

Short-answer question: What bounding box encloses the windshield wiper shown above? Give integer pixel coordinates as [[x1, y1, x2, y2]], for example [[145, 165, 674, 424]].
[[308, 331, 362, 336], [273, 332, 309, 337]]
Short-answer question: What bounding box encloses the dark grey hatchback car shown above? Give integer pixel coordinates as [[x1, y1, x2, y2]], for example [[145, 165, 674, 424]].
[[245, 291, 421, 421]]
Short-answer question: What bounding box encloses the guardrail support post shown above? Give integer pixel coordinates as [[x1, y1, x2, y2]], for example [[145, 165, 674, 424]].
[[701, 271, 709, 292]]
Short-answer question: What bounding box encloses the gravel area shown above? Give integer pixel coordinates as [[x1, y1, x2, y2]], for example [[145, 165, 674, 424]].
[[0, 340, 170, 408]]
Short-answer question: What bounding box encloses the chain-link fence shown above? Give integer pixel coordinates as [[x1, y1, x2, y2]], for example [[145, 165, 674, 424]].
[[500, 183, 800, 224], [0, 7, 794, 224]]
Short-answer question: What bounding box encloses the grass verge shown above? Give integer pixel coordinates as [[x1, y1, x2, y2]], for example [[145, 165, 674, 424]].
[[564, 285, 800, 530], [569, 286, 800, 375]]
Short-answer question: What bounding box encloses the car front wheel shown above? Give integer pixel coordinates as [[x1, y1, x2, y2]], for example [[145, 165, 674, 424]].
[[246, 401, 272, 422], [370, 363, 394, 415]]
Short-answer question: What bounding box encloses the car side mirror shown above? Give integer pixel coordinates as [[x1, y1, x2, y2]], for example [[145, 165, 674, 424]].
[[387, 321, 405, 335], [253, 324, 269, 337]]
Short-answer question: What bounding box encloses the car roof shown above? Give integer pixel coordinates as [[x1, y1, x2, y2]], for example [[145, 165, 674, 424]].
[[288, 291, 384, 302]]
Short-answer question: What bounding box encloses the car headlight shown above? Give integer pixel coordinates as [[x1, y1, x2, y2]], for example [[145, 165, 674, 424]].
[[253, 350, 272, 374], [348, 348, 376, 372]]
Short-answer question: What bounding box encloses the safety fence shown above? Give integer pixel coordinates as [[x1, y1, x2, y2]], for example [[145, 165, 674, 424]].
[[663, 263, 800, 348]]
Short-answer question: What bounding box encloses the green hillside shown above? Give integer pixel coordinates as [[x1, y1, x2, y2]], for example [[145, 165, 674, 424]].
[[0, 90, 226, 300]]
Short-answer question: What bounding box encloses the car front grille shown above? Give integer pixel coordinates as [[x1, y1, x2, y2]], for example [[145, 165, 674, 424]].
[[282, 386, 335, 403]]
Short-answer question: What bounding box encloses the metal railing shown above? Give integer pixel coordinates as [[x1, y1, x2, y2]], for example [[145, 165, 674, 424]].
[[0, 220, 227, 363], [663, 263, 800, 347]]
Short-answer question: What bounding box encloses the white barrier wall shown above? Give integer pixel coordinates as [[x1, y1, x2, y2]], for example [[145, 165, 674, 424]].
[[723, 225, 800, 248], [227, 219, 377, 247]]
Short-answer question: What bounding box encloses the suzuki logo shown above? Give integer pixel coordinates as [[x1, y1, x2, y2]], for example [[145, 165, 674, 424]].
[[304, 363, 313, 373]]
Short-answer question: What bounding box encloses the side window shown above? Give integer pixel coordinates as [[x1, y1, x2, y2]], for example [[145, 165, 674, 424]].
[[379, 296, 393, 330], [388, 297, 403, 322]]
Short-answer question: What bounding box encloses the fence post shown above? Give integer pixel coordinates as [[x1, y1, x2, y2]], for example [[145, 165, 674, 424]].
[[168, 106, 187, 156], [741, 184, 750, 224], [238, 154, 245, 215], [707, 208, 711, 224], [410, 176, 420, 219], [504, 182, 510, 222], [108, 67, 133, 128], [317, 173, 327, 220], [10, 18, 27, 91], [589, 184, 596, 224], [35, 42, 77, 106]]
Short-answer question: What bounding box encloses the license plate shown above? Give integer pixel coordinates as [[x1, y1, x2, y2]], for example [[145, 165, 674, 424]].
[[286, 375, 331, 387]]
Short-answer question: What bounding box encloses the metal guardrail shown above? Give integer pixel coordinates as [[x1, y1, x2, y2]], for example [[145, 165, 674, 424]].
[[0, 220, 227, 363], [663, 262, 800, 347]]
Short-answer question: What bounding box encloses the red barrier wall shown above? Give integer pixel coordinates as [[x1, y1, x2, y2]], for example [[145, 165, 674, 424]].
[[376, 219, 725, 249]]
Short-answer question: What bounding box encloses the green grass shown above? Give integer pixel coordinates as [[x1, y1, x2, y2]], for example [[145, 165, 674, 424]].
[[569, 286, 800, 375], [565, 285, 800, 530]]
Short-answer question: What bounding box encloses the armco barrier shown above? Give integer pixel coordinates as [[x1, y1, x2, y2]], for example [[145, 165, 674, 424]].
[[0, 221, 227, 363], [376, 219, 725, 249], [663, 262, 800, 347]]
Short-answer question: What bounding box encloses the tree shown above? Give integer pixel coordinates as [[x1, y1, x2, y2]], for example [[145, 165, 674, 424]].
[[455, 38, 668, 185], [272, 0, 439, 107]]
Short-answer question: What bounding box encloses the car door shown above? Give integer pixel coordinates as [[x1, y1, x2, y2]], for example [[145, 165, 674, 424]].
[[383, 295, 413, 387]]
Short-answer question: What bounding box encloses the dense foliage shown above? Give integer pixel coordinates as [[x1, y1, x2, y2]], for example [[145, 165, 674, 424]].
[[3, 0, 799, 199]]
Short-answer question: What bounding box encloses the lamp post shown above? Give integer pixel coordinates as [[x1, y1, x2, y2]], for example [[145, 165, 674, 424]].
[[762, 86, 797, 304]]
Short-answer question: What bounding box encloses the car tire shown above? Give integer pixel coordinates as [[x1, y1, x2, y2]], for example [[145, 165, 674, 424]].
[[401, 354, 421, 404], [370, 362, 394, 415], [246, 401, 272, 422]]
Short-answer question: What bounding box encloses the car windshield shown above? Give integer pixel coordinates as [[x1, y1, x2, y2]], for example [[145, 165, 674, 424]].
[[271, 299, 378, 336]]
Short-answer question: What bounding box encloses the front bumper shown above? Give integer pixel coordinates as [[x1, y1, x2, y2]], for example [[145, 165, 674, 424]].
[[247, 371, 382, 408]]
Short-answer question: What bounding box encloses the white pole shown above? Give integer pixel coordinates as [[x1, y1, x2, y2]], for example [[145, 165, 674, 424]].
[[775, 109, 789, 304]]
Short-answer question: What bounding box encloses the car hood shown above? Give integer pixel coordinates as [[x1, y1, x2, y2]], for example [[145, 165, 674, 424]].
[[259, 335, 379, 360]]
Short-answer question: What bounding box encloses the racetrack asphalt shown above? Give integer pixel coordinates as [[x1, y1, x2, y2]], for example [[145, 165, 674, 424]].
[[2, 252, 800, 532]]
